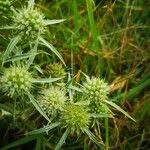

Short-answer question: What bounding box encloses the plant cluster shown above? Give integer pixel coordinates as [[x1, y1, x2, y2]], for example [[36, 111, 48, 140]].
[[0, 0, 148, 150]]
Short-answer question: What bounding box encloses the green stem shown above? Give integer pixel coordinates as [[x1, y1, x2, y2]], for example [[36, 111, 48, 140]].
[[105, 116, 109, 150]]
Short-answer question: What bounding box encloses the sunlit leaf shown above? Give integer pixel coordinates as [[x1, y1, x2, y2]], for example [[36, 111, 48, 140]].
[[44, 19, 65, 25]]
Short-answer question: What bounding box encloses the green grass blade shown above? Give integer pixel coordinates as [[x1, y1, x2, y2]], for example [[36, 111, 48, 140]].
[[0, 134, 38, 150], [105, 100, 136, 122], [55, 128, 69, 150], [86, 0, 99, 51], [123, 78, 150, 102], [72, 0, 79, 31], [39, 36, 66, 66]]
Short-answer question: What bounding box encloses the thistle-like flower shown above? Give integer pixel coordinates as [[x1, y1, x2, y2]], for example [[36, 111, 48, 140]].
[[12, 6, 46, 41], [9, 0, 64, 42], [0, 65, 33, 97], [38, 86, 67, 116], [61, 104, 90, 135], [89, 102, 109, 114], [0, 0, 12, 15], [83, 77, 110, 103]]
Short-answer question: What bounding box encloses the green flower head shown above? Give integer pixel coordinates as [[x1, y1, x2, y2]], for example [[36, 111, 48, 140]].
[[61, 104, 91, 135], [83, 77, 109, 103], [38, 86, 67, 116], [12, 6, 46, 41], [45, 63, 66, 78], [0, 65, 33, 97], [89, 102, 109, 115]]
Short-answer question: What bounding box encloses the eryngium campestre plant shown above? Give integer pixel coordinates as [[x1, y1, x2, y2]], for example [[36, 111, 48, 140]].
[[38, 86, 67, 116], [83, 77, 110, 103], [12, 6, 46, 41], [0, 0, 12, 15], [61, 104, 90, 135], [0, 65, 33, 97]]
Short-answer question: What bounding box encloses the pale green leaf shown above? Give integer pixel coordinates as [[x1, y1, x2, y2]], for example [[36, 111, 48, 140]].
[[39, 36, 66, 66], [44, 19, 65, 25], [27, 92, 50, 122], [2, 35, 21, 64], [26, 122, 60, 135], [83, 128, 104, 148], [104, 100, 136, 122], [32, 77, 62, 83]]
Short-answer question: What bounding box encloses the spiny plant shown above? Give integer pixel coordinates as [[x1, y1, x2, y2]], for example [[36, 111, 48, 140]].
[[82, 77, 110, 103], [25, 102, 105, 150], [0, 0, 65, 65], [61, 104, 90, 135], [0, 64, 33, 98], [81, 76, 135, 122], [38, 85, 67, 117], [1, 0, 148, 149]]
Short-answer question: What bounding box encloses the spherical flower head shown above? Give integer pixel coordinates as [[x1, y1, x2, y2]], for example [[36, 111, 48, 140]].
[[0, 0, 12, 15], [38, 86, 67, 116], [83, 77, 109, 103], [12, 7, 47, 41], [0, 65, 33, 97], [89, 102, 108, 115], [45, 63, 66, 78], [61, 104, 90, 135]]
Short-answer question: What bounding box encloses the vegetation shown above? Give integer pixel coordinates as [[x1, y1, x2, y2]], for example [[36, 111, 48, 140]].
[[0, 0, 149, 149]]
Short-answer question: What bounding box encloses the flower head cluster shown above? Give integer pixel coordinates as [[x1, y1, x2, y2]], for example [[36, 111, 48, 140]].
[[83, 77, 109, 103], [38, 86, 67, 116], [89, 102, 108, 114], [61, 104, 90, 135], [0, 0, 12, 15], [0, 65, 33, 97], [45, 63, 66, 78], [12, 6, 46, 41]]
